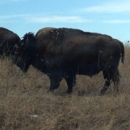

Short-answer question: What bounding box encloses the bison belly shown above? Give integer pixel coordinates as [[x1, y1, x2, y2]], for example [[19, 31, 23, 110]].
[[77, 62, 100, 77]]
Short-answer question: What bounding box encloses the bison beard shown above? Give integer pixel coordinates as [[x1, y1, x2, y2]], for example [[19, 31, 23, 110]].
[[13, 27, 124, 95]]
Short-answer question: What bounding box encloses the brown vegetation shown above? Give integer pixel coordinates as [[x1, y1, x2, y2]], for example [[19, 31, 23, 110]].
[[0, 45, 130, 130]]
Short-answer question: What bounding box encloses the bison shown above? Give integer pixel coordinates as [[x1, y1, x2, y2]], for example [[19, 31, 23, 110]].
[[0, 27, 20, 57], [13, 27, 124, 95]]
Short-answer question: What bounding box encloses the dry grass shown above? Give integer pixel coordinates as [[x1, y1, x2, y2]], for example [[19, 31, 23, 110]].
[[0, 45, 130, 130]]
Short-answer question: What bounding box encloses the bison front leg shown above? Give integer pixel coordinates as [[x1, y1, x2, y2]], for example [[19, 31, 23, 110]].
[[65, 75, 76, 93], [49, 75, 62, 92]]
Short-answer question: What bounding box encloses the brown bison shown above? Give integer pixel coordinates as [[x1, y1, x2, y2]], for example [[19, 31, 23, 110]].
[[0, 27, 20, 57], [13, 27, 124, 95]]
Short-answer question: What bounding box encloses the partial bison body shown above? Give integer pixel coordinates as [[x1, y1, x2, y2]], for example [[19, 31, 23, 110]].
[[0, 27, 20, 56], [13, 27, 124, 94]]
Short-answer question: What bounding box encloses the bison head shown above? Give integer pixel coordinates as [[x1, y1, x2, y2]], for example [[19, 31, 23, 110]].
[[13, 33, 36, 72]]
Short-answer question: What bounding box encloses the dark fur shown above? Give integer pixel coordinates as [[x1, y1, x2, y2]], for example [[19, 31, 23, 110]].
[[13, 27, 125, 94], [0, 27, 20, 56]]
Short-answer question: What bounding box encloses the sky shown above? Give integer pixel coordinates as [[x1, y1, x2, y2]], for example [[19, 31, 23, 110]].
[[0, 0, 130, 43]]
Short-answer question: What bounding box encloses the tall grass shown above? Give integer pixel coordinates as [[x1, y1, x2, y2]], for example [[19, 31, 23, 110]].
[[0, 45, 130, 130]]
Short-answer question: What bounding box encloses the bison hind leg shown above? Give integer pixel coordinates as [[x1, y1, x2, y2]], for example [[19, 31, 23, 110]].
[[113, 68, 120, 92], [100, 68, 120, 95], [100, 79, 111, 95]]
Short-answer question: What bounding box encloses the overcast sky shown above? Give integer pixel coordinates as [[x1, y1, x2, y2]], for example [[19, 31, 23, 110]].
[[0, 0, 130, 42]]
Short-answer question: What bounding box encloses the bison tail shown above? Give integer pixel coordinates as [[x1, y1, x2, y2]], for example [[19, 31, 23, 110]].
[[121, 54, 124, 64], [120, 42, 125, 64]]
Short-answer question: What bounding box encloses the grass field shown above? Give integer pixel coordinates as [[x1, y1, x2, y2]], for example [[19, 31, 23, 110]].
[[0, 45, 130, 130]]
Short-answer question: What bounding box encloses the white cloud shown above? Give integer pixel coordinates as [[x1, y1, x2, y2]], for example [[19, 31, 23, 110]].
[[0, 14, 31, 23], [103, 20, 130, 24], [0, 14, 91, 23], [0, 14, 30, 19], [81, 0, 130, 13], [0, 14, 32, 23], [26, 15, 91, 23]]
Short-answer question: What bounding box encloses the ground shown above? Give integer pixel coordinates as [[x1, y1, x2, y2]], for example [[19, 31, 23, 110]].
[[0, 45, 130, 130]]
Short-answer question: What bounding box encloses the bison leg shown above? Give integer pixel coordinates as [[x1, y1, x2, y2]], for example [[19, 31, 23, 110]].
[[65, 75, 76, 93], [100, 79, 111, 95], [49, 76, 62, 92], [113, 68, 120, 92], [100, 69, 112, 95], [100, 68, 120, 95]]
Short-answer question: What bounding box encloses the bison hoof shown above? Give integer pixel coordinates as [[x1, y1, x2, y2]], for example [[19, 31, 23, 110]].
[[66, 90, 72, 94], [100, 89, 106, 95], [48, 88, 55, 93]]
